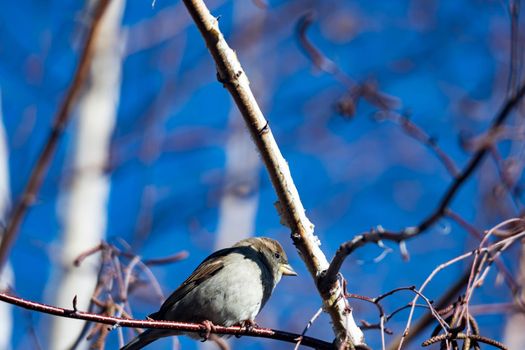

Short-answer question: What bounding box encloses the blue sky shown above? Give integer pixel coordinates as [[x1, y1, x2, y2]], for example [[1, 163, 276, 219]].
[[0, 0, 522, 349]]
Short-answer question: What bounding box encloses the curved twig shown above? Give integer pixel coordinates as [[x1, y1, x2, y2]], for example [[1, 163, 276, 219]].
[[324, 78, 525, 282], [398, 219, 525, 349], [422, 332, 508, 350]]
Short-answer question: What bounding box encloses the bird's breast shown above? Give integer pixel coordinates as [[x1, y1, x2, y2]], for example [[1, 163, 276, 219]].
[[171, 252, 273, 326]]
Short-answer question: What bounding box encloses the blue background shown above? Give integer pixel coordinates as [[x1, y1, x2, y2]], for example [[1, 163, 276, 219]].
[[1, 0, 522, 349]]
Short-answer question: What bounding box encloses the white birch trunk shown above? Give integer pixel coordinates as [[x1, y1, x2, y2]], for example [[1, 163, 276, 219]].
[[503, 244, 525, 349], [0, 89, 14, 350], [49, 0, 125, 348], [214, 1, 271, 250], [213, 112, 260, 250]]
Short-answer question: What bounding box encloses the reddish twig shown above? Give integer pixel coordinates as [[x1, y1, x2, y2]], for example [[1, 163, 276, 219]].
[[0, 0, 112, 273], [294, 307, 323, 350], [422, 332, 508, 350], [507, 0, 521, 97], [387, 271, 470, 350], [406, 81, 525, 237], [488, 146, 523, 210], [296, 12, 399, 118], [346, 284, 448, 350], [446, 210, 520, 293], [73, 241, 187, 268], [468, 302, 517, 315], [0, 292, 334, 349], [142, 251, 189, 266], [70, 240, 177, 348], [296, 12, 348, 82], [322, 81, 525, 288], [373, 111, 460, 177], [397, 219, 525, 349], [73, 242, 107, 267]]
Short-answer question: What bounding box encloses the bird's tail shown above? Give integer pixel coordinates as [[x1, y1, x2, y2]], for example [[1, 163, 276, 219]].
[[120, 329, 167, 350]]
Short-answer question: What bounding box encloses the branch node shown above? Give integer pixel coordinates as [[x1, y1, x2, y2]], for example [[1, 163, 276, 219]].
[[258, 121, 270, 136]]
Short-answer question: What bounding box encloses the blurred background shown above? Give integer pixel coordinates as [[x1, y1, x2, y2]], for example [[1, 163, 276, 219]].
[[0, 0, 524, 349]]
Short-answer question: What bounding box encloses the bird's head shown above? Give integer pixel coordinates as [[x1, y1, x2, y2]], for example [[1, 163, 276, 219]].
[[234, 237, 297, 283]]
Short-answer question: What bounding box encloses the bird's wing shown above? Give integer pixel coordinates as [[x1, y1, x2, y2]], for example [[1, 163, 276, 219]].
[[149, 247, 236, 319]]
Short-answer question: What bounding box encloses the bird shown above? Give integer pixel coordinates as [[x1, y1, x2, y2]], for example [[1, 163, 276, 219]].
[[120, 237, 297, 350]]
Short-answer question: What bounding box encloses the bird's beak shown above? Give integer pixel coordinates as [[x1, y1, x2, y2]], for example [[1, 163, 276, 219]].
[[280, 263, 297, 276]]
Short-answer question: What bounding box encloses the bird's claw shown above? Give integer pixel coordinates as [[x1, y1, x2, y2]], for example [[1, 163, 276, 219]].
[[240, 319, 258, 333], [199, 320, 216, 341]]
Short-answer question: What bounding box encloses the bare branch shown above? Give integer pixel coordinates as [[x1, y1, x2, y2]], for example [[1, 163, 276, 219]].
[[387, 271, 470, 350], [296, 13, 399, 118], [373, 111, 460, 177], [323, 82, 525, 285], [0, 292, 333, 349], [142, 251, 189, 266], [422, 332, 508, 350], [180, 0, 365, 347], [397, 218, 525, 349], [296, 12, 345, 80], [294, 307, 323, 350], [409, 81, 525, 237]]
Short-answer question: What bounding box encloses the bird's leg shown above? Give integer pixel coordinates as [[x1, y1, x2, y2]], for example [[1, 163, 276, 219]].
[[199, 320, 217, 341], [239, 319, 258, 333]]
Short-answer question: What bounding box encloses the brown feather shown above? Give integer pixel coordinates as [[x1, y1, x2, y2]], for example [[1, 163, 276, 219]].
[[149, 247, 235, 319]]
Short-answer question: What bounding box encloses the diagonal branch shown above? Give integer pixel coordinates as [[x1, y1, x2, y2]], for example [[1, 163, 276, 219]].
[[324, 80, 525, 285], [180, 0, 365, 348], [405, 81, 525, 238], [0, 292, 333, 350], [0, 0, 112, 273]]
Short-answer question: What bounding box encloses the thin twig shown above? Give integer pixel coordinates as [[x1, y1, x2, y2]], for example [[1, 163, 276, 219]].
[[296, 13, 399, 117], [386, 271, 470, 350], [142, 251, 189, 266], [507, 0, 521, 97], [409, 82, 525, 237], [373, 111, 460, 177], [397, 218, 525, 349], [323, 81, 525, 283], [422, 332, 508, 350], [294, 307, 323, 350]]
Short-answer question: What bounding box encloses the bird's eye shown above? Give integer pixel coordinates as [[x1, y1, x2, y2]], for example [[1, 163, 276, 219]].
[[274, 252, 281, 259]]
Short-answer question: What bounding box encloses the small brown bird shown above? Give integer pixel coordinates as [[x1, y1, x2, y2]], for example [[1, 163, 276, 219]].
[[121, 237, 296, 350]]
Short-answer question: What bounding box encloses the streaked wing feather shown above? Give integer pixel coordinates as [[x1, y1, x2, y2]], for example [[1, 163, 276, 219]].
[[149, 247, 236, 319]]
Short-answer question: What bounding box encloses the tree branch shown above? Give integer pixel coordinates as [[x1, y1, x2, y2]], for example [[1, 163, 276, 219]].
[[0, 0, 112, 273], [406, 80, 525, 237], [323, 81, 525, 284], [179, 0, 365, 348], [0, 292, 333, 349]]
